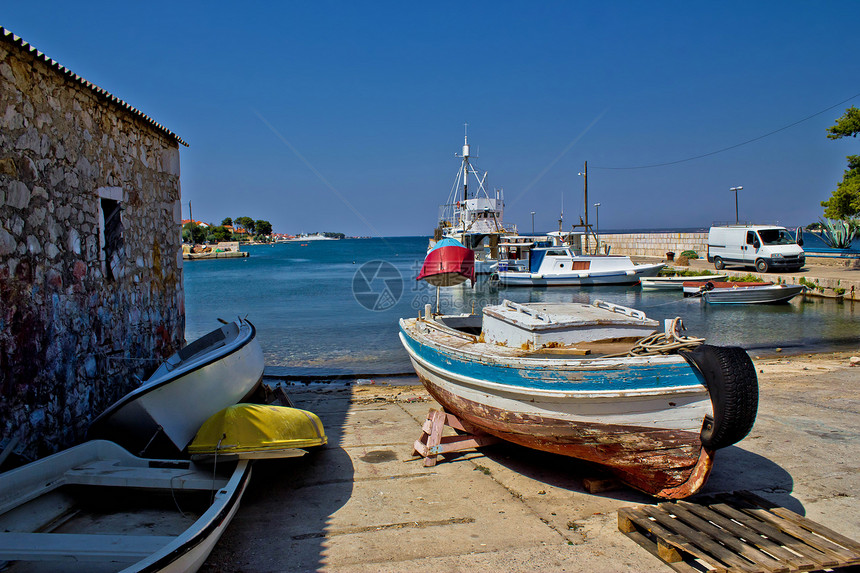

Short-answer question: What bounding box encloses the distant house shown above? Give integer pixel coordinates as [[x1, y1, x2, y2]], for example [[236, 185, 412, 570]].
[[0, 28, 188, 463]]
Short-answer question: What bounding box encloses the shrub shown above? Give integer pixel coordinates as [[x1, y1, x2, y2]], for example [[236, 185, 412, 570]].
[[680, 250, 699, 259]]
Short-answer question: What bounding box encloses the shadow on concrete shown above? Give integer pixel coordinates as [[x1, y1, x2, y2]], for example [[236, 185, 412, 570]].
[[200, 388, 355, 572], [473, 440, 802, 514], [698, 445, 803, 515]]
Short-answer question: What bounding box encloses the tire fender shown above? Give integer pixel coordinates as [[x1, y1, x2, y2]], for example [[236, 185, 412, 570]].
[[682, 345, 759, 449]]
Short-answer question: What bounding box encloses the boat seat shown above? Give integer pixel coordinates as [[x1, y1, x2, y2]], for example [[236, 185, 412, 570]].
[[0, 532, 174, 562], [63, 460, 229, 491]]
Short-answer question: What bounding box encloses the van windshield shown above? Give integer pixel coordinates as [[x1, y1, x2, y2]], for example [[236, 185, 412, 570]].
[[758, 229, 796, 245]]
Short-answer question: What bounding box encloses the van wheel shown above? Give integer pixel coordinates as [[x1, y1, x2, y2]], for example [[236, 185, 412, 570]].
[[682, 345, 758, 450], [755, 259, 769, 273], [713, 257, 725, 270]]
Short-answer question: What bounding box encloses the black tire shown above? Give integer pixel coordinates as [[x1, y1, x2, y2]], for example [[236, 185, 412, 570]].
[[682, 345, 758, 449], [713, 257, 725, 270], [755, 258, 769, 273]]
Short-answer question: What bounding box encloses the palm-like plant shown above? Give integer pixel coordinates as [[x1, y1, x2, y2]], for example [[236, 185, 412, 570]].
[[818, 218, 859, 249]]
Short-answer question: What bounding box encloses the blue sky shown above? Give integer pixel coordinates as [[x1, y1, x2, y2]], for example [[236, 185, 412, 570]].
[[4, 1, 859, 236]]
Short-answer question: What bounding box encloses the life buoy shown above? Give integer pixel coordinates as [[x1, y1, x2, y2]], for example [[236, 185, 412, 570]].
[[682, 345, 758, 449]]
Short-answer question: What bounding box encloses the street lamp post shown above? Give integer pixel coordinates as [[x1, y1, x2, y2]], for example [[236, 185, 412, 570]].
[[531, 211, 535, 235], [730, 186, 743, 224], [594, 203, 601, 254]]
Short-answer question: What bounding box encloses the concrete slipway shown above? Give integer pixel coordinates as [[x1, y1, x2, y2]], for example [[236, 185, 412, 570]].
[[202, 352, 859, 572]]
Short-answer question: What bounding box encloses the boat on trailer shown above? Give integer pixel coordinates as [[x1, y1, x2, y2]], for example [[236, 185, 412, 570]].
[[89, 318, 265, 454], [0, 439, 251, 572], [399, 299, 758, 498]]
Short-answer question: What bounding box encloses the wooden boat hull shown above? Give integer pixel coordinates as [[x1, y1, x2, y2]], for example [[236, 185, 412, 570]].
[[90, 319, 265, 453], [0, 440, 251, 572], [399, 320, 716, 498]]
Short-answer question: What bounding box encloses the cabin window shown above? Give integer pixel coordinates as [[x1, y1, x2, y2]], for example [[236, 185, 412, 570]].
[[746, 231, 757, 246], [545, 249, 567, 256], [98, 189, 126, 282]]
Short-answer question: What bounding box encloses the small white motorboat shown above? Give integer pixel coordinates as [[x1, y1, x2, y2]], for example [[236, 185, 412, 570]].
[[0, 440, 251, 572], [496, 246, 665, 286], [400, 300, 759, 498], [683, 281, 806, 304], [89, 318, 265, 454], [640, 274, 727, 290]]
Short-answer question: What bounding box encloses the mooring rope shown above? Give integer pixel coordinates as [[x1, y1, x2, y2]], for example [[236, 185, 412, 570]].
[[603, 317, 705, 357]]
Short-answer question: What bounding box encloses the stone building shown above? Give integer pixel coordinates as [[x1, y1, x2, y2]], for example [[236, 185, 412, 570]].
[[0, 28, 188, 463]]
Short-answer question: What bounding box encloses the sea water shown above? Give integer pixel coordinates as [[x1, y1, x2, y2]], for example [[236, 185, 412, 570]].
[[183, 236, 859, 376]]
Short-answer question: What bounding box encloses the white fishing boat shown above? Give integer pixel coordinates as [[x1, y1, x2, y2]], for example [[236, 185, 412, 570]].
[[640, 274, 727, 290], [0, 439, 251, 572], [89, 318, 265, 454], [496, 245, 665, 286], [685, 282, 807, 304], [399, 299, 758, 498], [431, 128, 517, 274]]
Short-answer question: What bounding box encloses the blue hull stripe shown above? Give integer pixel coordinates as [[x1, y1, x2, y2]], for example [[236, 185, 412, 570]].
[[401, 325, 703, 393]]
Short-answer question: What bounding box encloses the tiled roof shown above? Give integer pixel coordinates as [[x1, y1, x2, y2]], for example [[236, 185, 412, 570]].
[[1, 26, 188, 147]]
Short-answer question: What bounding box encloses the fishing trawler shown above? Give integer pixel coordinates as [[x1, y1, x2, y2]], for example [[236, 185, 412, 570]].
[[431, 128, 518, 274]]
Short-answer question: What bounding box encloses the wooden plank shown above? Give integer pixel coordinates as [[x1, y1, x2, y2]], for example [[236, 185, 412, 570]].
[[706, 502, 838, 569], [0, 532, 172, 562], [619, 529, 703, 573], [641, 505, 761, 572], [736, 491, 860, 554], [659, 502, 789, 572], [676, 500, 814, 570], [726, 493, 857, 563], [618, 507, 730, 572]]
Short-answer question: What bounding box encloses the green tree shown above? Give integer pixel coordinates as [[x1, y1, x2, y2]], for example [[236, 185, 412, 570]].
[[211, 225, 233, 242], [234, 216, 256, 235], [182, 222, 207, 244], [821, 106, 860, 219], [255, 220, 272, 237], [221, 217, 233, 227]]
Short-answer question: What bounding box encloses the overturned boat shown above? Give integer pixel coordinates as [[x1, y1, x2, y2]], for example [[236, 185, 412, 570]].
[[399, 300, 758, 498], [0, 439, 251, 572], [188, 403, 327, 462], [89, 318, 265, 454]]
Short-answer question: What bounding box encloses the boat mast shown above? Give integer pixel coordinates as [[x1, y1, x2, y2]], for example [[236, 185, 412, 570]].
[[460, 123, 470, 233]]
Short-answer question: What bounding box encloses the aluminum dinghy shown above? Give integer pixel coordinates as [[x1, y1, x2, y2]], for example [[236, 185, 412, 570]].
[[89, 318, 265, 454], [0, 439, 251, 572], [399, 300, 758, 498]]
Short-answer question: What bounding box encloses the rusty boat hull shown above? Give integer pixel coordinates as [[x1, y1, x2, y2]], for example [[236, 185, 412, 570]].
[[399, 310, 717, 498]]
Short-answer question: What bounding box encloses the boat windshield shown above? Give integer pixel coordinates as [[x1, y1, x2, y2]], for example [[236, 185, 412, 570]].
[[757, 229, 796, 245]]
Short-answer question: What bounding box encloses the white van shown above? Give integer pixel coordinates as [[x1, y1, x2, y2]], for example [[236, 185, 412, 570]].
[[707, 225, 804, 273]]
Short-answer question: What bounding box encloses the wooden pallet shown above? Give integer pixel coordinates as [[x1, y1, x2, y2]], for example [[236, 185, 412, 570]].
[[412, 409, 499, 467], [618, 490, 860, 572]]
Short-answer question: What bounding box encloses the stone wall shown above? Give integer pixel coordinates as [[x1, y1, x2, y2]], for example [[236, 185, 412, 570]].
[[597, 232, 709, 258], [0, 36, 185, 461]]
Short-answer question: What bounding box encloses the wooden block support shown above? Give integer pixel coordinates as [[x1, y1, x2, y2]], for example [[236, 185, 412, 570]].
[[583, 476, 621, 494], [413, 409, 499, 467]]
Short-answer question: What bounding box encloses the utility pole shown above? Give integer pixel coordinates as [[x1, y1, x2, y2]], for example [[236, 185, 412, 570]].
[[578, 161, 588, 252]]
